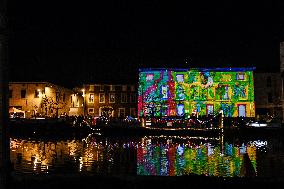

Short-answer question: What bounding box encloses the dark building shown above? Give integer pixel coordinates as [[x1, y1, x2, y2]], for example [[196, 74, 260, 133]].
[[254, 72, 282, 120], [80, 84, 137, 118], [253, 41, 284, 122]]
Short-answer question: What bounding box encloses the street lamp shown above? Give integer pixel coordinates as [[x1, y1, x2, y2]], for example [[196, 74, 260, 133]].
[[82, 89, 86, 116]]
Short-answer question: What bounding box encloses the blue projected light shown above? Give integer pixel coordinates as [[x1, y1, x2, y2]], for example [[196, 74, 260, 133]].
[[177, 104, 185, 116]]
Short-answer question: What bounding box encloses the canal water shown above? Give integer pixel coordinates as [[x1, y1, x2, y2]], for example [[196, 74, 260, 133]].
[[10, 132, 284, 178]]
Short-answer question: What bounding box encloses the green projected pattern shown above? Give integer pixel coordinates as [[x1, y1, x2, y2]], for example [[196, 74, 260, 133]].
[[138, 68, 255, 118]]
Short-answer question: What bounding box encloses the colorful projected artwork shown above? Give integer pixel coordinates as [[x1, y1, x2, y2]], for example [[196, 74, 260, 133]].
[[138, 68, 255, 118]]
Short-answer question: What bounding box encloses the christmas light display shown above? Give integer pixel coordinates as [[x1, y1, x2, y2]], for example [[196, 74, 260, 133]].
[[138, 68, 255, 118]]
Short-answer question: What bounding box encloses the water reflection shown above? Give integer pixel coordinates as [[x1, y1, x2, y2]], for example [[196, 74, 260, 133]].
[[10, 134, 138, 175], [10, 133, 284, 178], [137, 136, 256, 177]]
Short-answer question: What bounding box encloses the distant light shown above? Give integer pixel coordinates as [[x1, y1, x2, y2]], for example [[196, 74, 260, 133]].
[[82, 89, 85, 97], [37, 89, 41, 92]]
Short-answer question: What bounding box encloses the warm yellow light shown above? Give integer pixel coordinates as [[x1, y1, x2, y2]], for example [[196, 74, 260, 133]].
[[82, 89, 85, 97], [37, 89, 41, 92]]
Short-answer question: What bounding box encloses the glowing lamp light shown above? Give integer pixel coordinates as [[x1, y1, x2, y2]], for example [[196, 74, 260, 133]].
[[82, 89, 85, 97]]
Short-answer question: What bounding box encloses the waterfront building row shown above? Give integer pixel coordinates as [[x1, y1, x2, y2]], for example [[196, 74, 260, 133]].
[[9, 82, 137, 118]]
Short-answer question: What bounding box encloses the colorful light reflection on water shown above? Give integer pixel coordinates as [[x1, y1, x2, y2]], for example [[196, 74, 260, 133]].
[[137, 136, 256, 177], [10, 134, 281, 178]]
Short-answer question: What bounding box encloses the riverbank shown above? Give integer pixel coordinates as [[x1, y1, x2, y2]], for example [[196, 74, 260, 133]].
[[8, 173, 284, 189], [8, 119, 92, 140]]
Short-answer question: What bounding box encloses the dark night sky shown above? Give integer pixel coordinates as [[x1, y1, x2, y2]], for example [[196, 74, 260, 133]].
[[8, 1, 284, 88]]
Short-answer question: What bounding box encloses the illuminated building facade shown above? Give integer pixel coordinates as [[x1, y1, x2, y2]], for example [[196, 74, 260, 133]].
[[9, 82, 77, 118], [81, 84, 137, 117], [138, 68, 255, 118]]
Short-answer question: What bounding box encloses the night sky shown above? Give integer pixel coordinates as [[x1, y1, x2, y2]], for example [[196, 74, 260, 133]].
[[8, 1, 284, 88]]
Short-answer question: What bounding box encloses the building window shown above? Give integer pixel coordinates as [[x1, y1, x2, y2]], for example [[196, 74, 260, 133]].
[[71, 95, 73, 103], [207, 88, 215, 100], [34, 90, 40, 98], [267, 76, 272, 87], [268, 92, 272, 103], [63, 93, 65, 102], [191, 86, 199, 99], [177, 104, 185, 116], [100, 85, 104, 91], [130, 93, 137, 103], [238, 104, 246, 117], [218, 85, 229, 100], [118, 108, 125, 118], [89, 93, 94, 103], [56, 92, 60, 102], [176, 85, 185, 100], [122, 85, 127, 91], [21, 90, 26, 98], [121, 93, 127, 103], [130, 85, 135, 91], [146, 74, 154, 81], [206, 104, 214, 115], [9, 90, 12, 98], [176, 74, 184, 82], [88, 108, 94, 114], [161, 105, 168, 116], [109, 93, 115, 103], [161, 86, 168, 99], [99, 93, 105, 103], [239, 86, 247, 100], [130, 108, 136, 117], [89, 85, 95, 91], [237, 72, 245, 80], [76, 98, 79, 107], [110, 85, 115, 91], [223, 86, 229, 100]]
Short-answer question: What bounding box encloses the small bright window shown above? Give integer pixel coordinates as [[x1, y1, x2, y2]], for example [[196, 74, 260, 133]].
[[237, 72, 245, 80], [89, 94, 94, 103], [176, 74, 184, 82], [109, 93, 115, 103], [146, 74, 154, 81], [99, 93, 105, 103], [110, 85, 115, 91]]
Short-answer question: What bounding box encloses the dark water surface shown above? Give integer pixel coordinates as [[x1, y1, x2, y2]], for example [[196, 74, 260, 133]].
[[10, 131, 284, 179]]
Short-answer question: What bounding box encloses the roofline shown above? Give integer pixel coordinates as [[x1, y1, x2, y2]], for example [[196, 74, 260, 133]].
[[81, 83, 137, 86], [139, 67, 256, 72], [9, 81, 49, 84], [9, 81, 73, 91]]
